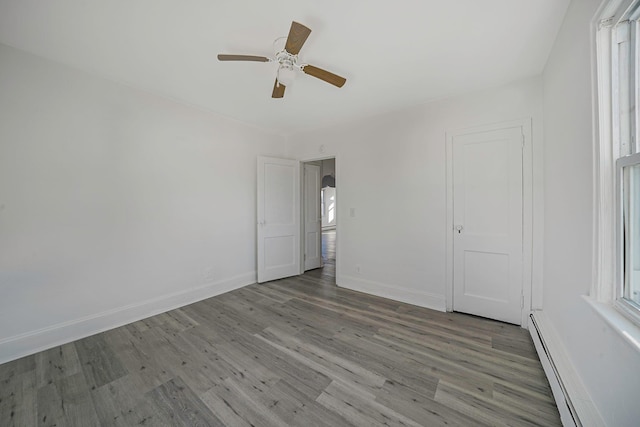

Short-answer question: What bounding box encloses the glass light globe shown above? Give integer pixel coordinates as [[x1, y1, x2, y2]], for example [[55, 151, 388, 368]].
[[277, 65, 296, 86]]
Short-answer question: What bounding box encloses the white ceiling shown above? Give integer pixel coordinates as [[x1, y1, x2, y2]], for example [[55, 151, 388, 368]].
[[0, 0, 570, 135]]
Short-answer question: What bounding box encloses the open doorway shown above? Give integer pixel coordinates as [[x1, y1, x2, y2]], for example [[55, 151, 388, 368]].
[[303, 157, 336, 280]]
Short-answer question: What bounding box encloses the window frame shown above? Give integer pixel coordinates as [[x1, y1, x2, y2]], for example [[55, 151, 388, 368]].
[[594, 0, 640, 327], [616, 152, 640, 321]]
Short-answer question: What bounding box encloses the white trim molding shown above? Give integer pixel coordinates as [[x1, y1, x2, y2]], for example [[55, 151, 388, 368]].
[[584, 295, 640, 351], [0, 272, 256, 365], [339, 274, 446, 311], [592, 12, 617, 303]]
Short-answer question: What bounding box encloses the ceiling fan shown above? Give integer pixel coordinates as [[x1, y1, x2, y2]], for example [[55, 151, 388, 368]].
[[217, 21, 346, 99]]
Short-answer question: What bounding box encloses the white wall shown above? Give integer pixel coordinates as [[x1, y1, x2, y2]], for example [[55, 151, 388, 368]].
[[0, 44, 286, 363], [321, 158, 335, 182], [287, 77, 543, 311], [542, 0, 640, 425]]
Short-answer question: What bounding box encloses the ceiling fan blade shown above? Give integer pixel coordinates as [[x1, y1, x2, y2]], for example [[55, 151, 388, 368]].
[[217, 54, 270, 62], [272, 79, 285, 98], [302, 65, 346, 88], [284, 21, 311, 55]]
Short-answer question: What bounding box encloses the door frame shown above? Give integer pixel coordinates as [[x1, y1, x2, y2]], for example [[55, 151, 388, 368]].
[[302, 162, 322, 271], [445, 118, 533, 327], [298, 154, 339, 281]]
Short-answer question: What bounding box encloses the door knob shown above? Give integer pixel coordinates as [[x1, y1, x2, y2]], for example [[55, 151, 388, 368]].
[[455, 225, 464, 234]]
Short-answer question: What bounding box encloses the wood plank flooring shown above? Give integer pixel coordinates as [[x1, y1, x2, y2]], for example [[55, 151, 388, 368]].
[[0, 267, 560, 426], [320, 229, 336, 279]]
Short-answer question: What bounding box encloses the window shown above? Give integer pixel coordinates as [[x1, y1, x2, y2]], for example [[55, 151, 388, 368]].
[[595, 0, 640, 325], [617, 154, 640, 314]]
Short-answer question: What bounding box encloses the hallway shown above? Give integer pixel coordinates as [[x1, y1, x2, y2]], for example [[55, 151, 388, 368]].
[[307, 229, 335, 281]]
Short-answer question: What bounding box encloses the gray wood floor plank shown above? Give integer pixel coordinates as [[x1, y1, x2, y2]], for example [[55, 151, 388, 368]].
[[90, 371, 180, 427], [299, 326, 441, 399], [492, 382, 560, 420], [36, 372, 100, 427], [227, 328, 333, 400], [147, 377, 224, 427], [377, 325, 546, 381], [253, 331, 381, 401], [258, 378, 321, 424], [0, 354, 34, 381], [258, 326, 387, 390], [284, 297, 381, 336], [197, 387, 255, 427], [288, 393, 358, 427], [374, 378, 490, 427], [435, 380, 550, 427], [55, 372, 101, 427], [317, 380, 422, 427], [223, 374, 303, 424], [238, 284, 293, 304], [101, 328, 176, 395], [0, 248, 561, 426], [36, 381, 67, 427], [492, 334, 539, 360], [346, 326, 502, 401], [0, 369, 36, 427], [74, 334, 128, 389], [214, 342, 281, 391], [35, 343, 82, 388], [200, 378, 288, 427], [374, 329, 551, 396], [151, 326, 230, 395]]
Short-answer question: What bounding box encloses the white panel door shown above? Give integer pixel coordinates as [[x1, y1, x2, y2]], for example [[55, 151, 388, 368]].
[[257, 156, 300, 283], [453, 126, 523, 324], [304, 164, 322, 271]]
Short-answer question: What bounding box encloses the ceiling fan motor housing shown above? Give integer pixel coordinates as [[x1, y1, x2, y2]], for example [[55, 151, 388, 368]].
[[276, 49, 303, 71], [275, 49, 304, 86]]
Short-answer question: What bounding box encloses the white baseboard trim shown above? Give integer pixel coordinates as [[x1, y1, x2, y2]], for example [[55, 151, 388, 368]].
[[338, 275, 446, 311], [0, 272, 256, 365], [529, 311, 606, 427]]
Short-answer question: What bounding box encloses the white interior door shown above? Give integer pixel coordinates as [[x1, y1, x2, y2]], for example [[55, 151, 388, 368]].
[[452, 126, 523, 324], [304, 164, 322, 271], [257, 156, 300, 283]]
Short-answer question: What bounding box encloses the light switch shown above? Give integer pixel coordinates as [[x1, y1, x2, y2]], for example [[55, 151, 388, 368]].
[[350, 208, 356, 218]]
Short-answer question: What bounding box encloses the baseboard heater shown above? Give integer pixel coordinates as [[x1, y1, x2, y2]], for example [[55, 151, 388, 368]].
[[529, 312, 581, 427], [529, 312, 607, 426]]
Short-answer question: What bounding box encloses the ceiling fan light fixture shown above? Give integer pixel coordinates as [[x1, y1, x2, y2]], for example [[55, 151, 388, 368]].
[[277, 65, 297, 86]]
